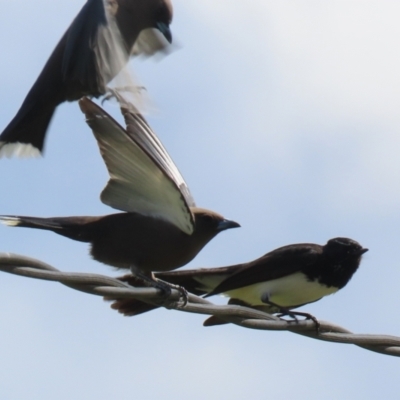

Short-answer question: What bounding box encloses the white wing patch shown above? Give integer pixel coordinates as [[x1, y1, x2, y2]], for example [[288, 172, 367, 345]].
[[79, 98, 195, 235]]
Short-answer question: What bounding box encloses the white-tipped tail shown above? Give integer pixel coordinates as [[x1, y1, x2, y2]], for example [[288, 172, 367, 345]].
[[0, 143, 42, 159], [0, 216, 21, 226]]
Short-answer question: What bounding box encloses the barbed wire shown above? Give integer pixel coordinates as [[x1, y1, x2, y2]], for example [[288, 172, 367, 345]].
[[0, 252, 399, 358]]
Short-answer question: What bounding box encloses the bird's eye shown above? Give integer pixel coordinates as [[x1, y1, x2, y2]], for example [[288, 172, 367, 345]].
[[203, 215, 214, 224]]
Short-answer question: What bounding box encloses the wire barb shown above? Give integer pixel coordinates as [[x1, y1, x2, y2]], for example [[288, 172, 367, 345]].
[[0, 253, 399, 358]]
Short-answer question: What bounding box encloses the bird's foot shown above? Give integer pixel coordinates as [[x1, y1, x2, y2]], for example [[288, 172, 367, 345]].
[[128, 267, 188, 309], [101, 86, 146, 105], [155, 279, 189, 309], [277, 309, 320, 332], [261, 296, 320, 332]]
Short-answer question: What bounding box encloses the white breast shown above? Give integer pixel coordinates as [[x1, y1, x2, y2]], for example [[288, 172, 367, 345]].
[[223, 272, 339, 307]]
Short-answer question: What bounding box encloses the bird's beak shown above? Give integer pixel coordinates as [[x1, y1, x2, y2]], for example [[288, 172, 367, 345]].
[[156, 22, 172, 43], [357, 248, 369, 256], [217, 219, 241, 232]]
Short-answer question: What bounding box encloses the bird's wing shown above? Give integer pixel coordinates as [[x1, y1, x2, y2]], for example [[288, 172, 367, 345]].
[[155, 266, 242, 294], [206, 244, 321, 296], [131, 28, 173, 58], [79, 97, 195, 235], [63, 0, 129, 96]]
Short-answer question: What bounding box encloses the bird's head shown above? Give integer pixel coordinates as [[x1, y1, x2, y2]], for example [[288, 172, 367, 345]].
[[116, 0, 173, 49], [191, 208, 240, 242], [153, 0, 173, 43], [324, 237, 368, 263]]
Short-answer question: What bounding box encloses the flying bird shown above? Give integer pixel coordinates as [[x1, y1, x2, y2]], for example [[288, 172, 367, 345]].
[[0, 0, 173, 158], [106, 237, 368, 324], [0, 97, 239, 293]]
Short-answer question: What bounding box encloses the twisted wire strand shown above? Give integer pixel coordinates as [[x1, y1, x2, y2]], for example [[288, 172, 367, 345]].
[[0, 253, 399, 358]]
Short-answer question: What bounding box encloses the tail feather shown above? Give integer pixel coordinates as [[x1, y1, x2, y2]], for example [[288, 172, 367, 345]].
[[104, 274, 158, 317], [203, 316, 228, 327], [1, 215, 62, 230], [0, 215, 96, 243], [0, 216, 21, 227], [0, 103, 56, 157], [203, 298, 249, 327], [203, 299, 269, 327], [109, 298, 159, 317]]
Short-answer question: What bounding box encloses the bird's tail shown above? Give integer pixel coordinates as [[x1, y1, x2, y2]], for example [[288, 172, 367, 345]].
[[107, 267, 235, 317], [0, 215, 95, 243], [0, 103, 56, 158]]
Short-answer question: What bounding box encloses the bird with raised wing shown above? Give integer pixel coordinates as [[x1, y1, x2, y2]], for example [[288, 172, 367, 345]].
[[0, 97, 239, 293], [106, 237, 368, 324], [0, 0, 173, 157]]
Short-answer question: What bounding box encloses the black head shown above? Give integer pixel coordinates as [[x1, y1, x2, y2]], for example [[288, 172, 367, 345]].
[[315, 237, 368, 289], [153, 0, 173, 42], [116, 0, 173, 46], [324, 237, 368, 262]]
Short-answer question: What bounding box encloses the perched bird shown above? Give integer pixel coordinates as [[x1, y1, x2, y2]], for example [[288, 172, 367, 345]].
[[107, 237, 368, 324], [0, 97, 239, 291], [0, 0, 173, 158]]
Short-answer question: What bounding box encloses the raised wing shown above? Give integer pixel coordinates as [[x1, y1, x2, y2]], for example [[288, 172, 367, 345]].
[[79, 97, 195, 235], [63, 0, 129, 96], [64, 0, 173, 95]]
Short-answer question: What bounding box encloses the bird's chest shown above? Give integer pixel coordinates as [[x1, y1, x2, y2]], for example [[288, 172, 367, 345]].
[[224, 272, 338, 308], [91, 224, 194, 271]]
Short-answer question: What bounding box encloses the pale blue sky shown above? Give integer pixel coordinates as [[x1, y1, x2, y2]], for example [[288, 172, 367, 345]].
[[1, 1, 400, 398]]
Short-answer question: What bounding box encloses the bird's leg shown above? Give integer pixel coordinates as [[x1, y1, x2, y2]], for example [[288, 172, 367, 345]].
[[129, 266, 188, 308], [261, 294, 320, 332], [278, 310, 320, 331], [155, 278, 189, 308], [129, 266, 171, 295]]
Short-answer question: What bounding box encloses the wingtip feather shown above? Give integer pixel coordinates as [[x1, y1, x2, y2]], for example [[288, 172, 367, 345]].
[[78, 97, 102, 118]]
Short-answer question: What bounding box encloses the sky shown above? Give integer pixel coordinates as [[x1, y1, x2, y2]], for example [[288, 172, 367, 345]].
[[0, 0, 400, 398]]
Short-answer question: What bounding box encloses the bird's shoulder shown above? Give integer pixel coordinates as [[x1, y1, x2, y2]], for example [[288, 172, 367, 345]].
[[208, 243, 323, 295]]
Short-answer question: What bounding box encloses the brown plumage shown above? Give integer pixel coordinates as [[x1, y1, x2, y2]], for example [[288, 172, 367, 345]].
[[0, 0, 173, 157], [2, 210, 238, 275], [0, 97, 239, 281]]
